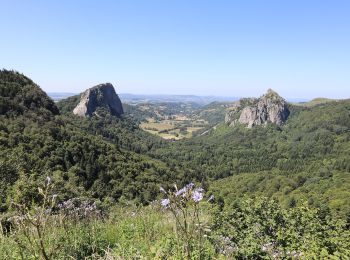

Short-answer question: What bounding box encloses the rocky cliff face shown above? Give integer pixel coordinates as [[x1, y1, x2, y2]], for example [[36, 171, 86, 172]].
[[73, 83, 124, 117], [225, 89, 290, 128]]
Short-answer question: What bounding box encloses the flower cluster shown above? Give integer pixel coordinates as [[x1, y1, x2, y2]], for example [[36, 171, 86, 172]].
[[160, 183, 205, 208], [158, 183, 209, 258], [261, 242, 303, 258], [217, 235, 237, 255], [57, 198, 103, 220], [160, 198, 170, 208]]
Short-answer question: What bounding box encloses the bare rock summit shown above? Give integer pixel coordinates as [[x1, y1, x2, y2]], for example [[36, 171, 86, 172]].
[[73, 83, 124, 117], [225, 89, 290, 128]]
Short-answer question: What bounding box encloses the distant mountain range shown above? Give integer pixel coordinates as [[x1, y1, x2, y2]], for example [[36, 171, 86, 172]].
[[48, 92, 77, 101], [118, 93, 240, 105], [48, 92, 308, 105]]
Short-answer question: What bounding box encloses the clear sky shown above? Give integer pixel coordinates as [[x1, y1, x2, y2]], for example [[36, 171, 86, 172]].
[[1, 0, 350, 99]]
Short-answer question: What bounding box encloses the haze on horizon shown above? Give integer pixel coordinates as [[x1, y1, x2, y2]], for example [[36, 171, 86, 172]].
[[1, 0, 350, 99]]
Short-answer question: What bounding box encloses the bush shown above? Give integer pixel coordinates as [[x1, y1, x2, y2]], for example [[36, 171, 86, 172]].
[[211, 197, 350, 258]]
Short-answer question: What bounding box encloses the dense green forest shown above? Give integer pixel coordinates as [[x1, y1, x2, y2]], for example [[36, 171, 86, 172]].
[[151, 101, 350, 217], [1, 70, 350, 258], [2, 70, 350, 215], [0, 70, 182, 212]]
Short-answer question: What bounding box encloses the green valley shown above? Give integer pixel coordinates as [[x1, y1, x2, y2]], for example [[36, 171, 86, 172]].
[[1, 70, 350, 258]]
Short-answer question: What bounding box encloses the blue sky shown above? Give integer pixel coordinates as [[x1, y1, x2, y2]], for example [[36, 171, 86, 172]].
[[1, 0, 350, 99]]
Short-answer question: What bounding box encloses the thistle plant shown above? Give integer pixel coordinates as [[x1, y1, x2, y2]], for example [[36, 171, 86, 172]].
[[9, 177, 59, 260], [160, 183, 211, 259]]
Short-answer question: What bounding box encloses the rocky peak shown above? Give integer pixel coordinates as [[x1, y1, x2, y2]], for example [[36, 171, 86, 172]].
[[73, 83, 124, 117], [225, 89, 290, 128], [264, 88, 279, 99]]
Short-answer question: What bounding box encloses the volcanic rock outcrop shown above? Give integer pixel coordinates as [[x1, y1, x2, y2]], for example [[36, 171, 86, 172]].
[[73, 83, 124, 117], [225, 89, 290, 128]]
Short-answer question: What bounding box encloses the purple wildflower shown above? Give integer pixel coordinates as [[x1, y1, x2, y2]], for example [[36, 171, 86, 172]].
[[192, 190, 203, 202], [186, 183, 195, 189], [175, 187, 187, 197], [161, 199, 170, 208], [195, 187, 204, 192]]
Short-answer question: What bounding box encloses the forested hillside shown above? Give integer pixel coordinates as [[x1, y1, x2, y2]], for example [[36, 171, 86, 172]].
[[1, 70, 350, 258], [2, 70, 349, 218], [0, 70, 181, 212], [150, 101, 350, 217], [0, 70, 59, 117]]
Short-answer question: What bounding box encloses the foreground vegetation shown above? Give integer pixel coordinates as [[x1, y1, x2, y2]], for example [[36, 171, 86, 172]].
[[1, 180, 349, 259]]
